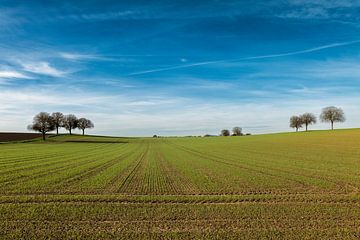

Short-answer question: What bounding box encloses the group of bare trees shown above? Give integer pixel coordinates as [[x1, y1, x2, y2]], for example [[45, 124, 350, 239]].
[[220, 127, 243, 136], [290, 106, 345, 132], [290, 113, 316, 132], [28, 112, 94, 140]]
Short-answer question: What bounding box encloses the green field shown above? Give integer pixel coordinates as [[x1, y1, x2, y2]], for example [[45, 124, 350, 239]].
[[0, 130, 360, 239]]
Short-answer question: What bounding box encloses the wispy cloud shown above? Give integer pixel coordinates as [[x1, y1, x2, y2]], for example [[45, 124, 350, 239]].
[[21, 62, 67, 77], [0, 70, 32, 79], [50, 1, 360, 24], [59, 10, 139, 22], [279, 7, 330, 19], [279, 0, 360, 20], [59, 52, 108, 61], [128, 40, 360, 76], [288, 0, 360, 9]]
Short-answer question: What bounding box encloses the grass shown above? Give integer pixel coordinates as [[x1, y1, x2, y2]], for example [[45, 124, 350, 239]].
[[0, 129, 359, 239]]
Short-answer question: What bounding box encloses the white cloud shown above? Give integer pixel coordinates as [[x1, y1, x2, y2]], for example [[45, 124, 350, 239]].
[[60, 52, 88, 60], [0, 70, 31, 79], [22, 62, 66, 77], [59, 52, 107, 61], [0, 86, 359, 136], [124, 99, 177, 106]]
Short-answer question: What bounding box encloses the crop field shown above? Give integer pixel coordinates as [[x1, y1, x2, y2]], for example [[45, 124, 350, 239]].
[[0, 130, 359, 239]]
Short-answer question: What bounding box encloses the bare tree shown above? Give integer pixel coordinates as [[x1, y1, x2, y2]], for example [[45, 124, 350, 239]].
[[289, 116, 303, 132], [232, 127, 243, 136], [320, 106, 345, 130], [77, 118, 94, 135], [63, 114, 78, 135], [51, 112, 64, 135], [27, 112, 55, 140], [300, 113, 317, 131], [220, 129, 230, 136]]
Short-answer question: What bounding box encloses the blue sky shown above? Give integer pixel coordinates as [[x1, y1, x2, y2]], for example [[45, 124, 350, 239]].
[[1, 0, 360, 136]]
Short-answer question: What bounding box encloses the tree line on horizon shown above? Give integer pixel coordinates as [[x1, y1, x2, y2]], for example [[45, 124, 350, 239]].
[[290, 106, 345, 132], [28, 112, 94, 140], [220, 127, 245, 137], [26, 106, 346, 140]]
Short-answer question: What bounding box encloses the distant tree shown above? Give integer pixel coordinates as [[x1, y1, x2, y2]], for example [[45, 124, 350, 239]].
[[300, 113, 317, 131], [290, 116, 303, 132], [220, 129, 230, 136], [153, 135, 158, 138], [51, 112, 64, 135], [232, 127, 243, 136], [320, 106, 345, 130], [63, 114, 78, 135], [77, 118, 94, 135], [27, 112, 55, 141]]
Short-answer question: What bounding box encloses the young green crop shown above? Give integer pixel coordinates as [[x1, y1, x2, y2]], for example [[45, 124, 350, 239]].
[[0, 130, 359, 239]]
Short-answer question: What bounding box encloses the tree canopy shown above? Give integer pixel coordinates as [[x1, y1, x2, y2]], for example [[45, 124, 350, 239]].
[[232, 127, 243, 136], [77, 118, 94, 135], [289, 116, 303, 132], [320, 106, 345, 130], [300, 113, 317, 131], [220, 129, 230, 136], [63, 114, 78, 135], [51, 112, 64, 135], [27, 112, 55, 140]]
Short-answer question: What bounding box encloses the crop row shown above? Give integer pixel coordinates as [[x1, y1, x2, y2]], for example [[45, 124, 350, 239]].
[[1, 200, 359, 239]]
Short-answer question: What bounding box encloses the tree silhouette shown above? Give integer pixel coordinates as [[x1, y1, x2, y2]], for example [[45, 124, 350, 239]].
[[220, 129, 230, 136], [27, 112, 55, 140], [290, 116, 303, 132], [320, 106, 345, 130], [232, 127, 243, 136], [63, 114, 78, 135], [51, 112, 64, 135], [300, 113, 316, 131], [77, 118, 94, 135]]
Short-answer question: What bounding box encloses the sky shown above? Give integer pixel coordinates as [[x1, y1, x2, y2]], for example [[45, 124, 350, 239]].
[[1, 0, 360, 136]]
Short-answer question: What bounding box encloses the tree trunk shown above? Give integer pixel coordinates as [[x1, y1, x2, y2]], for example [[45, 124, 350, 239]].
[[42, 131, 45, 141], [69, 129, 72, 135], [296, 128, 298, 132], [82, 129, 84, 135], [331, 121, 334, 130], [56, 127, 59, 135], [306, 124, 308, 131]]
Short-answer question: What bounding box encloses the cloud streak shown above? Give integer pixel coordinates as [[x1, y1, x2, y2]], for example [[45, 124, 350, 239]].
[[59, 52, 109, 61], [128, 40, 360, 76], [22, 62, 67, 77], [58, 10, 139, 22], [0, 70, 32, 79]]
